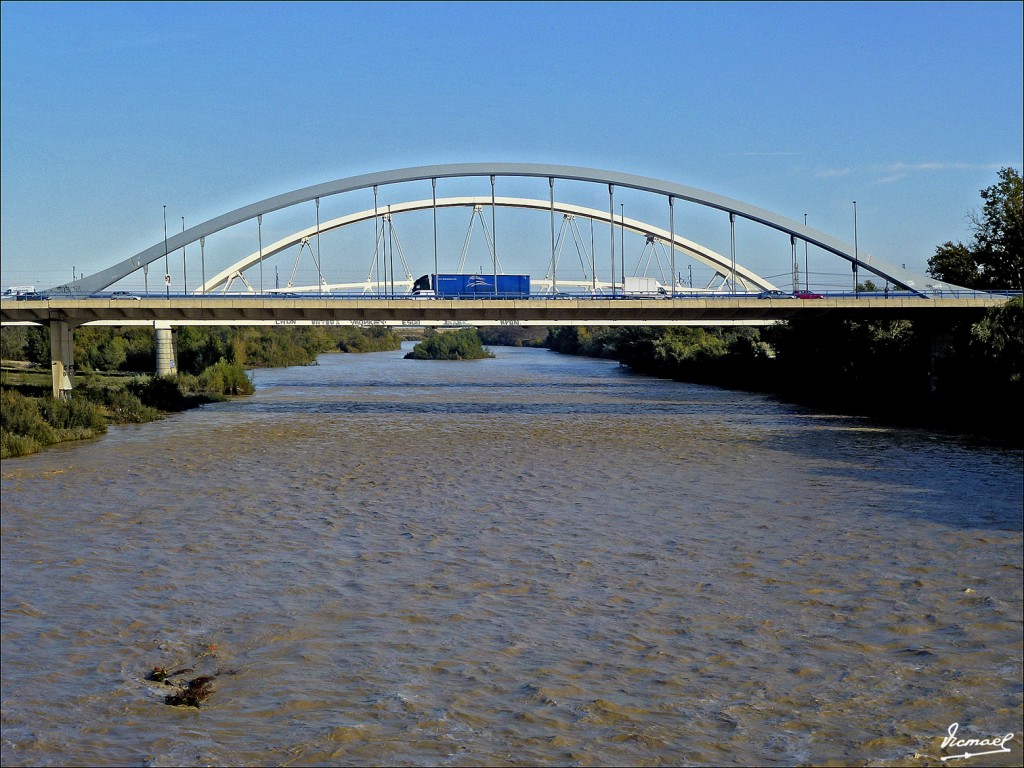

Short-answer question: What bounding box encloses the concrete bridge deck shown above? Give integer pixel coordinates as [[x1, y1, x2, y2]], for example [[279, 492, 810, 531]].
[[0, 295, 1010, 328]]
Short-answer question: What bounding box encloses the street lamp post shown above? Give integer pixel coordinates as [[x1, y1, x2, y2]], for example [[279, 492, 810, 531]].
[[669, 196, 675, 297], [620, 203, 625, 293], [729, 213, 736, 294], [388, 205, 395, 298], [549, 177, 556, 295], [163, 205, 169, 299], [373, 186, 380, 296], [258, 214, 264, 294], [853, 201, 859, 297], [490, 175, 497, 295], [804, 213, 809, 292], [315, 198, 323, 298], [432, 178, 439, 284], [609, 185, 615, 295], [181, 217, 187, 295]]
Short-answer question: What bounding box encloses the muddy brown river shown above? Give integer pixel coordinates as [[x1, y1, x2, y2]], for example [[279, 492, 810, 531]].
[[2, 343, 1021, 766]]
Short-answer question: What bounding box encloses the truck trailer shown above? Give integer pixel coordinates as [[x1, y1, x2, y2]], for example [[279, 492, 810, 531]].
[[412, 274, 530, 298], [622, 276, 668, 297]]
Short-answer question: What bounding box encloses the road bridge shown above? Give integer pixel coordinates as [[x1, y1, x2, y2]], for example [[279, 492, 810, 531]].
[[4, 162, 1015, 398]]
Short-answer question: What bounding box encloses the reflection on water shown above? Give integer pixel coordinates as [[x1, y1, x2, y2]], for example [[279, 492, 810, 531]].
[[2, 344, 1021, 766]]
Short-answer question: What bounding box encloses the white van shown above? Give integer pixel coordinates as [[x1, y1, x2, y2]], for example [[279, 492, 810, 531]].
[[1, 285, 35, 300]]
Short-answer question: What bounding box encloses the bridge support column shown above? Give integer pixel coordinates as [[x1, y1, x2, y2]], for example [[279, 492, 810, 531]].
[[155, 321, 177, 377], [49, 320, 75, 400]]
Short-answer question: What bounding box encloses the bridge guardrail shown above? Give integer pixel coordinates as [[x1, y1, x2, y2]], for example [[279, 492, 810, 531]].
[[13, 289, 1022, 302]]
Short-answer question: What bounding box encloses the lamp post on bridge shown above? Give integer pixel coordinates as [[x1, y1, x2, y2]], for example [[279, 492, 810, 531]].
[[853, 201, 859, 297], [432, 178, 439, 285], [388, 204, 395, 299], [373, 185, 380, 296], [804, 213, 809, 292], [620, 203, 625, 294], [181, 217, 187, 295], [609, 185, 616, 296], [258, 214, 264, 295], [549, 177, 556, 295], [491, 175, 497, 296], [163, 205, 170, 299], [669, 196, 675, 297], [315, 197, 323, 298], [729, 212, 736, 294]]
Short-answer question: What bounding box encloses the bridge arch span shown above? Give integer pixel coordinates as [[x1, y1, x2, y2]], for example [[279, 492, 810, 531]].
[[53, 163, 957, 296]]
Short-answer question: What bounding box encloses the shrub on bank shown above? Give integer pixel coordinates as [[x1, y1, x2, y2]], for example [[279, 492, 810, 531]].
[[37, 396, 107, 433], [198, 360, 254, 396], [1, 389, 56, 452], [126, 375, 194, 411], [0, 388, 107, 459], [76, 379, 161, 423], [0, 430, 42, 460]]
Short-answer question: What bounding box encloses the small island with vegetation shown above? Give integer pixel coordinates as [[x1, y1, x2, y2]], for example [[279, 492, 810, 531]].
[[404, 328, 495, 360]]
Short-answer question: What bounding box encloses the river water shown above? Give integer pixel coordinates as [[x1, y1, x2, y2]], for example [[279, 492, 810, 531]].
[[2, 343, 1021, 767]]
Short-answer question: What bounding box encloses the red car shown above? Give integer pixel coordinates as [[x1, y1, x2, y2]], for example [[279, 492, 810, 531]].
[[792, 291, 824, 299]]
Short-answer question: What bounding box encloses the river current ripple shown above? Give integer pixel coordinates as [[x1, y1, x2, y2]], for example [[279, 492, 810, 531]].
[[2, 344, 1021, 766]]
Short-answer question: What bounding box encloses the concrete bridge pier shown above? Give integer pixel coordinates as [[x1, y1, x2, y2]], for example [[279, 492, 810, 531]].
[[154, 321, 178, 377], [49, 319, 75, 400]]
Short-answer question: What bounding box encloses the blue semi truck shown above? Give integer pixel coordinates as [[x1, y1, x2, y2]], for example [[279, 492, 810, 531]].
[[412, 273, 531, 298]]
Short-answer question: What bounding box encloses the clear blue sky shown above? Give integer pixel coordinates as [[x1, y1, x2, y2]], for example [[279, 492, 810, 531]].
[[2, 1, 1021, 292]]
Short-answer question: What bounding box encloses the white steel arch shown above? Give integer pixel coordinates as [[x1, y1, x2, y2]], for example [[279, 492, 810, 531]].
[[200, 196, 774, 294], [51, 163, 960, 296]]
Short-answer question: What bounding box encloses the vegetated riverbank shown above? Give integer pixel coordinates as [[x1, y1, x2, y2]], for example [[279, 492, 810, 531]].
[[542, 297, 1023, 445], [0, 326, 405, 459], [0, 367, 236, 458]]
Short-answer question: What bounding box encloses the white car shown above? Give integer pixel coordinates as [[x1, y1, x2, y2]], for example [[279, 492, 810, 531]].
[[110, 291, 141, 300]]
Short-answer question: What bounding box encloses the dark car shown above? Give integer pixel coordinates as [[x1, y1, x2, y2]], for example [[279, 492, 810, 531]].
[[757, 290, 788, 299], [15, 292, 45, 301], [792, 291, 824, 299]]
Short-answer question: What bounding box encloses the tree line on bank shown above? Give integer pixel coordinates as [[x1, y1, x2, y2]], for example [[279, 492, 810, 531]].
[[543, 304, 1020, 441], [546, 169, 1023, 442], [0, 325, 403, 376]]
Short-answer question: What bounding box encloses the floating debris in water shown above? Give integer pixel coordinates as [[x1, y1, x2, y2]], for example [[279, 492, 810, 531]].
[[146, 665, 192, 683], [164, 676, 216, 707], [146, 644, 238, 708]]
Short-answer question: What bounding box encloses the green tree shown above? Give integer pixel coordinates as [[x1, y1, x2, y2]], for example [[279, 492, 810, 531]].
[[0, 327, 29, 360], [929, 242, 982, 289], [973, 167, 1023, 290], [971, 295, 1023, 384], [25, 326, 50, 364], [929, 167, 1023, 290]]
